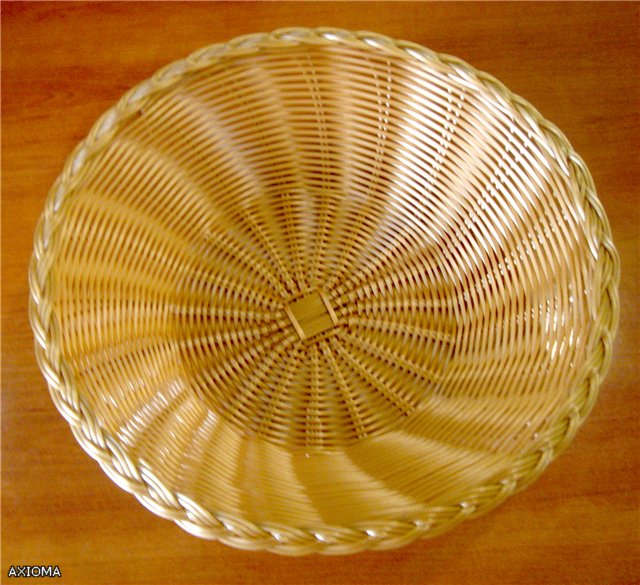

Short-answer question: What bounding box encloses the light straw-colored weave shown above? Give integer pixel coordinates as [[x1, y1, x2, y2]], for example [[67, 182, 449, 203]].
[[30, 28, 619, 555]]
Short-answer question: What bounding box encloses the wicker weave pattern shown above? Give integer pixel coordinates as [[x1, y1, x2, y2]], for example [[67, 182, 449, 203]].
[[30, 28, 619, 554]]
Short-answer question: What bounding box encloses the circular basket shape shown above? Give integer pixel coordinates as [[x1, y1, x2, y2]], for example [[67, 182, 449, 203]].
[[30, 28, 619, 555]]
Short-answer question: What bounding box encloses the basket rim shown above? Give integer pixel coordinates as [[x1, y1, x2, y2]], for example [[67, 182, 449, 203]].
[[29, 27, 620, 555]]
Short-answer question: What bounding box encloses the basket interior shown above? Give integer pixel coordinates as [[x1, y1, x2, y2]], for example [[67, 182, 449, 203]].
[[50, 40, 594, 527]]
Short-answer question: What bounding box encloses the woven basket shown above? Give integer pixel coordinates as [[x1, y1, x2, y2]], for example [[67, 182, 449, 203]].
[[30, 28, 619, 555]]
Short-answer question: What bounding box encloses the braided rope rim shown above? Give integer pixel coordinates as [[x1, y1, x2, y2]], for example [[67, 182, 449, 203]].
[[29, 28, 620, 555]]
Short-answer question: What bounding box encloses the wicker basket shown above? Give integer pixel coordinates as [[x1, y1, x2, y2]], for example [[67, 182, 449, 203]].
[[30, 28, 619, 555]]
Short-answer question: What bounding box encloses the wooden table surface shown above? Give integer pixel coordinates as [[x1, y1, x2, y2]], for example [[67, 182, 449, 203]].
[[2, 3, 638, 584]]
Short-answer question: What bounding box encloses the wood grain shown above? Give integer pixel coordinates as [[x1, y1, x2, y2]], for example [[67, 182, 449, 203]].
[[2, 2, 638, 584]]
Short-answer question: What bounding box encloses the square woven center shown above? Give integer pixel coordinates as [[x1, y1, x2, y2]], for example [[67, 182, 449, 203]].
[[285, 290, 338, 340]]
